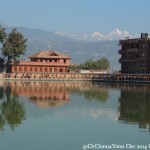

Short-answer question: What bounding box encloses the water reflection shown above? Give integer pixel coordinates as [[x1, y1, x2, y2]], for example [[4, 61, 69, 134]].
[[3, 81, 110, 108], [0, 81, 150, 132], [68, 82, 109, 101], [118, 83, 150, 131], [7, 81, 70, 108], [0, 84, 25, 131]]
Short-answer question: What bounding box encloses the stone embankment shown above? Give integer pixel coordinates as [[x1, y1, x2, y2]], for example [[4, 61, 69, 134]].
[[1, 72, 150, 83]]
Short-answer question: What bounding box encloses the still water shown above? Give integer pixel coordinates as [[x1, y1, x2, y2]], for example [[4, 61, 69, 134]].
[[0, 81, 150, 150]]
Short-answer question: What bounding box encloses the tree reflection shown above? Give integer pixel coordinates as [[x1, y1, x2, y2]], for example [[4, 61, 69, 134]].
[[0, 87, 3, 99], [3, 81, 109, 107], [84, 90, 108, 101], [118, 84, 150, 131], [0, 85, 25, 131], [70, 82, 109, 102], [0, 115, 5, 130]]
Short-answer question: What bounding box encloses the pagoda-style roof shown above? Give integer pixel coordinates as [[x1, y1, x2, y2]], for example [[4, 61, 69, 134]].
[[28, 51, 71, 59]]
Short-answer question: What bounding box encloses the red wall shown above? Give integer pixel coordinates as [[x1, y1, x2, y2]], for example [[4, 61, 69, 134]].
[[9, 58, 70, 73]]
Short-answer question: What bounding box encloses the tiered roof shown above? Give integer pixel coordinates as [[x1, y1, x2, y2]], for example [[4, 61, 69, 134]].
[[28, 51, 71, 59]]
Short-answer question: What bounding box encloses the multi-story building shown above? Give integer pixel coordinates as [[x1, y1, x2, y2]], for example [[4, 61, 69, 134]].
[[119, 33, 150, 74], [8, 50, 71, 73]]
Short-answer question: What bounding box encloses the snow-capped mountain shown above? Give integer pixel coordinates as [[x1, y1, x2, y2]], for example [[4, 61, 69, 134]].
[[56, 28, 132, 41], [105, 29, 131, 40], [7, 26, 121, 70]]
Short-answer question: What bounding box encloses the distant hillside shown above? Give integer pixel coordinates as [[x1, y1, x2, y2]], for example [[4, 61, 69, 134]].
[[7, 26, 78, 42], [7, 26, 120, 70]]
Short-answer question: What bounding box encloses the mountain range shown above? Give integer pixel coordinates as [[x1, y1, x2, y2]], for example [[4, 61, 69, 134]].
[[7, 26, 137, 70], [56, 28, 132, 41]]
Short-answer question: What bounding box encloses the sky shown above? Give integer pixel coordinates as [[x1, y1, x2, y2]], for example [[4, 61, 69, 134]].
[[0, 0, 150, 35]]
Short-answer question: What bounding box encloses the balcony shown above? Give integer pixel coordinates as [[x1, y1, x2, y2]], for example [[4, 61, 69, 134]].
[[119, 49, 139, 54], [119, 58, 138, 63], [139, 57, 147, 60], [126, 48, 139, 53]]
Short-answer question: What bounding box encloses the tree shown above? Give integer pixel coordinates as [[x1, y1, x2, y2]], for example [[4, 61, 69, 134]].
[[0, 25, 27, 72], [0, 24, 7, 43], [79, 57, 110, 70], [84, 59, 94, 69], [95, 57, 110, 69]]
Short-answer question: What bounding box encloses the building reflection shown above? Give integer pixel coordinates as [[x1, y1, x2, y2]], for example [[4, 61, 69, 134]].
[[4, 81, 70, 108], [3, 81, 110, 107], [118, 84, 150, 130], [2, 80, 150, 132], [1, 81, 150, 131]]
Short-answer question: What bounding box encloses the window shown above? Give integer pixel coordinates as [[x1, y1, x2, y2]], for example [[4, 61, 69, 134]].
[[143, 44, 146, 48], [24, 67, 27, 72], [64, 59, 66, 63], [59, 68, 63, 72], [30, 67, 32, 72], [49, 52, 58, 56], [49, 68, 52, 72], [140, 43, 147, 49], [19, 67, 22, 71], [40, 67, 43, 72], [32, 59, 36, 62], [54, 59, 57, 62], [45, 68, 47, 72], [141, 52, 145, 57], [14, 66, 17, 72], [54, 68, 57, 72], [34, 67, 37, 72], [127, 44, 130, 49], [135, 44, 139, 48], [130, 43, 134, 49]]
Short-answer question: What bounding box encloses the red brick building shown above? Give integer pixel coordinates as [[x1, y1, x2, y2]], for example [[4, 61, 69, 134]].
[[8, 51, 71, 73]]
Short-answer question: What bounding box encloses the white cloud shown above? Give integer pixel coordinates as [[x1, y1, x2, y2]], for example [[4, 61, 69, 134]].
[[82, 108, 119, 121]]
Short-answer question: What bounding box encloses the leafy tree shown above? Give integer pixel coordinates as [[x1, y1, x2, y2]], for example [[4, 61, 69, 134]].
[[0, 25, 27, 72], [95, 57, 110, 69], [84, 59, 94, 69], [78, 57, 110, 70], [0, 24, 7, 43]]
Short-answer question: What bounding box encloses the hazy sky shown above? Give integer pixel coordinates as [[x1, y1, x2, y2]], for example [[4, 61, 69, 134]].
[[0, 0, 150, 34]]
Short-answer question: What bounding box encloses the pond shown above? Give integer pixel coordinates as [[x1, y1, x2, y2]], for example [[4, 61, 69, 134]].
[[0, 81, 150, 150]]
